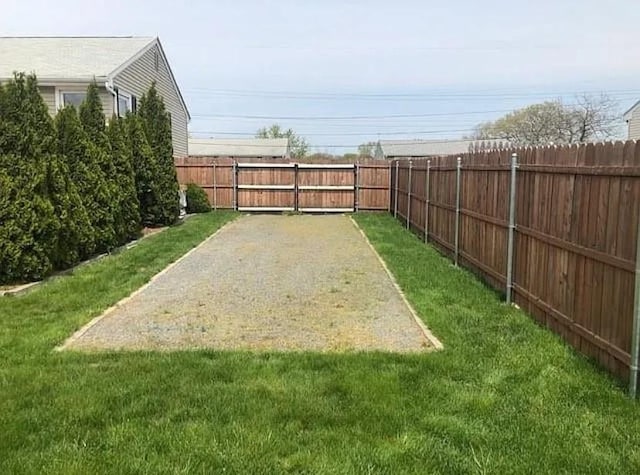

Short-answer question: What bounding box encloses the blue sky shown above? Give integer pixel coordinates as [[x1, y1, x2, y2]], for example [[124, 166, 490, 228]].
[[2, 0, 640, 153]]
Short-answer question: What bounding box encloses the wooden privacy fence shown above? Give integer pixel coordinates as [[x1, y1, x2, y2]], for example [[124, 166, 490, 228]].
[[175, 157, 390, 212], [390, 141, 640, 394]]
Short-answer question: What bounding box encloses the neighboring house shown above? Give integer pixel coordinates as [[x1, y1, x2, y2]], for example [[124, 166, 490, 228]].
[[0, 36, 190, 157], [624, 100, 640, 140], [188, 138, 290, 159], [375, 139, 500, 159]]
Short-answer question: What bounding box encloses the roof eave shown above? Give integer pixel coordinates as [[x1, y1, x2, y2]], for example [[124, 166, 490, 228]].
[[0, 75, 108, 84]]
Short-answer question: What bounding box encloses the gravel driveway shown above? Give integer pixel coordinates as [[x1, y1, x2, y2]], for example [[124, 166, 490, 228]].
[[63, 214, 437, 352]]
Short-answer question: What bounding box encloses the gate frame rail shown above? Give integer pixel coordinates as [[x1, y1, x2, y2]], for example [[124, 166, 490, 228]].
[[235, 162, 358, 213]]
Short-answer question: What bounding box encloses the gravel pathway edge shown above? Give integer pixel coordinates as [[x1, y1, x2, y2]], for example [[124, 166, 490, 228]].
[[348, 216, 444, 350], [55, 217, 238, 352]]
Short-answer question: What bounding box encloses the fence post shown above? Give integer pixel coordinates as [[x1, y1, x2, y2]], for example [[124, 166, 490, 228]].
[[506, 153, 518, 304], [630, 216, 640, 398], [406, 160, 412, 229], [425, 159, 430, 243], [454, 157, 462, 266], [294, 162, 299, 212], [388, 162, 392, 212], [394, 161, 399, 218], [212, 162, 217, 210], [232, 160, 238, 210], [354, 161, 359, 212]]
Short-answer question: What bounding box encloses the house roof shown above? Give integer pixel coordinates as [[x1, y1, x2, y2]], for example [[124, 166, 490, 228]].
[[377, 139, 494, 158], [188, 138, 290, 157], [0, 36, 156, 80], [0, 36, 190, 120], [623, 100, 640, 121]]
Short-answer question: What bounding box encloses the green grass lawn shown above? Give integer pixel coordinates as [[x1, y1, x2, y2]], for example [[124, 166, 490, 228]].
[[1, 211, 639, 474]]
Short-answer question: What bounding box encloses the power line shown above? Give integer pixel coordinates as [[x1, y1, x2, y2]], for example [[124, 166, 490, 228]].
[[189, 127, 478, 137], [189, 109, 516, 121], [187, 138, 496, 149], [184, 87, 640, 100]]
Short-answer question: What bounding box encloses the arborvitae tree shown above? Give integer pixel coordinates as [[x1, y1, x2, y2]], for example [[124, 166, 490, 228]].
[[79, 82, 109, 148], [126, 112, 161, 226], [138, 82, 179, 225], [56, 106, 115, 253], [108, 115, 141, 243], [77, 82, 119, 250], [0, 73, 94, 281], [44, 155, 95, 268]]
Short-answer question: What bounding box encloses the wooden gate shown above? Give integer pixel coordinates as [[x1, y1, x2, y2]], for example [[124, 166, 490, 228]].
[[236, 163, 356, 212]]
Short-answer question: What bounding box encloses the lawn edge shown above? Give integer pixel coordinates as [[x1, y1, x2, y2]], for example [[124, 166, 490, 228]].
[[55, 215, 241, 352], [0, 226, 169, 297], [349, 214, 444, 351]]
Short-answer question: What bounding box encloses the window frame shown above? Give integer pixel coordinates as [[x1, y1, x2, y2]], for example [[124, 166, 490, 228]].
[[117, 91, 132, 117], [55, 87, 88, 110]]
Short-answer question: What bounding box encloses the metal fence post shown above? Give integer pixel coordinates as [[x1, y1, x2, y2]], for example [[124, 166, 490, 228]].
[[630, 216, 640, 398], [425, 159, 430, 243], [454, 157, 462, 266], [406, 160, 412, 229], [506, 153, 518, 304], [394, 161, 399, 218], [232, 160, 238, 210]]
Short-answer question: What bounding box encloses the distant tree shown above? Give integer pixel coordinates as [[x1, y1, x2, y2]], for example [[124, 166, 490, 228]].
[[469, 95, 622, 146], [138, 82, 180, 225], [108, 115, 141, 243], [569, 94, 622, 143], [306, 152, 336, 160], [57, 105, 115, 253], [343, 153, 359, 160], [256, 124, 309, 159], [357, 141, 377, 157]]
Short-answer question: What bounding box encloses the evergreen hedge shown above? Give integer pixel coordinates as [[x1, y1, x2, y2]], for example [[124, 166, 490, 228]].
[[0, 75, 180, 284], [139, 82, 180, 225], [108, 115, 141, 243], [0, 74, 91, 282]]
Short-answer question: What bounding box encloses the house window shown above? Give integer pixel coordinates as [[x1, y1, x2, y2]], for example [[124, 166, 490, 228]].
[[60, 91, 86, 108], [117, 93, 131, 117]]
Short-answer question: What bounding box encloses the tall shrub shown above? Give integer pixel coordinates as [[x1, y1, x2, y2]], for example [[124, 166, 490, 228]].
[[126, 112, 160, 226], [56, 105, 115, 253], [108, 115, 141, 243], [0, 153, 55, 282], [77, 82, 118, 251], [138, 82, 179, 225], [0, 73, 89, 282]]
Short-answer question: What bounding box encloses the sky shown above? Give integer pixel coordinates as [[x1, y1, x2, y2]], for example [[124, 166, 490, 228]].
[[2, 0, 640, 154]]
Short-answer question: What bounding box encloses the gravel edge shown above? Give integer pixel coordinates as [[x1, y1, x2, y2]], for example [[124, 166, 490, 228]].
[[348, 215, 444, 350], [55, 217, 239, 352]]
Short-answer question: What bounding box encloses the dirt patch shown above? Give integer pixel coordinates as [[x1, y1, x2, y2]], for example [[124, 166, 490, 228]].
[[62, 214, 437, 352]]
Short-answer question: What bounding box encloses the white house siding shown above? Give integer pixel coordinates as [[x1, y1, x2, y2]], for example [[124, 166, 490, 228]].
[[112, 44, 188, 157], [39, 86, 57, 116], [629, 109, 640, 140], [38, 83, 114, 118]]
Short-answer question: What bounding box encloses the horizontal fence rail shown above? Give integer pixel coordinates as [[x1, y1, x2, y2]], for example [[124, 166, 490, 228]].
[[390, 141, 640, 395], [175, 157, 391, 212]]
